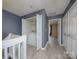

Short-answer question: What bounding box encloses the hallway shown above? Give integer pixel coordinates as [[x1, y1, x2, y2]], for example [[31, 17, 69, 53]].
[[27, 37, 71, 59]]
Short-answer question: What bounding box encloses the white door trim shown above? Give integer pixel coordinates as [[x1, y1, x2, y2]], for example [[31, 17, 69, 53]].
[[36, 14, 42, 50], [58, 19, 62, 46], [48, 18, 62, 46]]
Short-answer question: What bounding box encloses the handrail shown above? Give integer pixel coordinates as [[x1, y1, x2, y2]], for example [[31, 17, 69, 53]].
[[2, 35, 27, 59]]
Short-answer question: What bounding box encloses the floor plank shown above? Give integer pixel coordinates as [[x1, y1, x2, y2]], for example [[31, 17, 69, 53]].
[[27, 37, 71, 59]]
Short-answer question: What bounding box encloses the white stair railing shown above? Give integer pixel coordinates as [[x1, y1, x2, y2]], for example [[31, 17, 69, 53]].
[[2, 35, 27, 59]]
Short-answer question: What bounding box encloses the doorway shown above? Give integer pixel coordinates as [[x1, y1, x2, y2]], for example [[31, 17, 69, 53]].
[[22, 17, 37, 47], [51, 22, 58, 39], [22, 14, 43, 50], [48, 18, 62, 46]]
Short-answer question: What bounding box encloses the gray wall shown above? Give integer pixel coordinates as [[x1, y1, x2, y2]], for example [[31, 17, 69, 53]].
[[42, 11, 48, 48], [2, 10, 21, 39]]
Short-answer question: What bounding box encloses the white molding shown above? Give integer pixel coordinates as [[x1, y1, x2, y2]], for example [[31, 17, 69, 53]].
[[64, 51, 76, 59], [36, 14, 42, 50], [60, 44, 64, 46], [58, 19, 62, 46], [41, 41, 49, 50]]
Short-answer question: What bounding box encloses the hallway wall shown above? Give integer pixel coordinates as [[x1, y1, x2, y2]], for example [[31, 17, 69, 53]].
[[42, 12, 48, 48], [62, 1, 77, 58]]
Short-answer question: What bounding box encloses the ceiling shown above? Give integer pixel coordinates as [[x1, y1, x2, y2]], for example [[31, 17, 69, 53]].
[[49, 19, 58, 24], [3, 0, 70, 16]]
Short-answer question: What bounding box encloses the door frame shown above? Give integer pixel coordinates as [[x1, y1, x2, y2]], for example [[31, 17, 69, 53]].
[[22, 15, 43, 50], [48, 18, 62, 46]]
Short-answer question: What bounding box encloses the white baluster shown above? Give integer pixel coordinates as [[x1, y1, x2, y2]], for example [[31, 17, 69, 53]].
[[23, 41, 26, 59], [18, 44, 20, 59], [4, 48, 8, 59], [12, 46, 15, 59]]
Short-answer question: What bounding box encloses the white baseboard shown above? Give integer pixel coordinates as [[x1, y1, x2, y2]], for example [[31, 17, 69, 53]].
[[64, 51, 76, 59], [60, 44, 64, 46], [41, 41, 49, 50]]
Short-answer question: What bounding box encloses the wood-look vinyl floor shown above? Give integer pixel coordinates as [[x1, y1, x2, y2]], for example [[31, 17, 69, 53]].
[[27, 38, 71, 59]]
